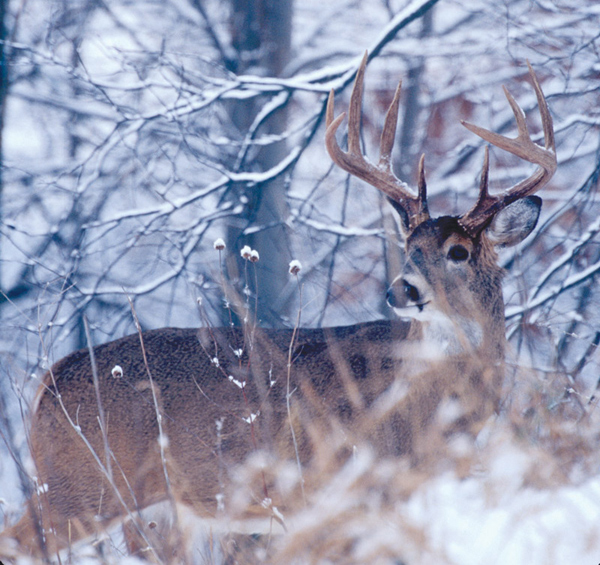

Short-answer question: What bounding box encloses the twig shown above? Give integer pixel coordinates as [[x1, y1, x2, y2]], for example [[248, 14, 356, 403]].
[[286, 268, 305, 505], [126, 295, 182, 549]]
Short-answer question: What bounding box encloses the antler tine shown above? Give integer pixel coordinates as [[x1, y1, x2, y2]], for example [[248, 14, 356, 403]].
[[325, 51, 429, 232], [417, 153, 429, 215], [347, 52, 368, 156], [459, 63, 557, 236], [479, 145, 490, 198], [527, 60, 555, 154], [379, 80, 402, 172]]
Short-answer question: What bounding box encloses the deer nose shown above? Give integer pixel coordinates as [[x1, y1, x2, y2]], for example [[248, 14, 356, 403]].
[[386, 285, 398, 308], [387, 279, 420, 307]]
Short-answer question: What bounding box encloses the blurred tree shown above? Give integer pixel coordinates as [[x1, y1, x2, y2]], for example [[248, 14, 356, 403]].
[[225, 0, 294, 327]]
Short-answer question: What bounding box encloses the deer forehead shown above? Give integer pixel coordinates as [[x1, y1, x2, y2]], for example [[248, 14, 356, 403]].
[[405, 217, 476, 259]]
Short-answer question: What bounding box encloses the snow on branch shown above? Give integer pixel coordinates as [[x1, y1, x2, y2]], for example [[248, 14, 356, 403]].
[[506, 259, 600, 321]]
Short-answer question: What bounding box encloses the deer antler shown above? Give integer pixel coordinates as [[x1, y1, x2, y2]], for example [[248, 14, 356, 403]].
[[325, 52, 429, 232], [459, 62, 557, 236]]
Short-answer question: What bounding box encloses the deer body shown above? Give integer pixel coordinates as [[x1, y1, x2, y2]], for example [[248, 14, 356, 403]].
[[1, 55, 556, 560], [10, 318, 498, 557], [11, 322, 414, 554]]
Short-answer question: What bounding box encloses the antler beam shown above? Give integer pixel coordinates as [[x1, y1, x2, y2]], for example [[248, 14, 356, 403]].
[[325, 52, 429, 232], [459, 62, 557, 236]]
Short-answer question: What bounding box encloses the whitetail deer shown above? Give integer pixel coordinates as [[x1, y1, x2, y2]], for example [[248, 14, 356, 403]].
[[1, 54, 556, 562]]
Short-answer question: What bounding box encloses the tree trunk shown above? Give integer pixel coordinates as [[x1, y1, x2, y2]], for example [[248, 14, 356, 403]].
[[225, 0, 293, 328]]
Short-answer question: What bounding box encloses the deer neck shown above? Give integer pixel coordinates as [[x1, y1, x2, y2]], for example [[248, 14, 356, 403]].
[[399, 288, 506, 372]]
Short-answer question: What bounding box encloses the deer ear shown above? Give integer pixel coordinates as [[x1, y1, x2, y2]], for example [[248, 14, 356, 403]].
[[486, 195, 542, 248], [388, 198, 412, 235]]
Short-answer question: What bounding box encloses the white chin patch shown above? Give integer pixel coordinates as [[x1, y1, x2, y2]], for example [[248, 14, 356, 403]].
[[427, 314, 484, 355], [392, 307, 417, 322], [397, 303, 484, 356], [392, 304, 429, 322]]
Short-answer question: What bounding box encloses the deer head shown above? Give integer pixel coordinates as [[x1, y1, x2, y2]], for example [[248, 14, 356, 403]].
[[325, 53, 556, 360]]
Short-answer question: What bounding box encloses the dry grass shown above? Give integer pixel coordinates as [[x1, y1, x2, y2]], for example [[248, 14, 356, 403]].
[[2, 350, 600, 565], [2, 263, 600, 564]]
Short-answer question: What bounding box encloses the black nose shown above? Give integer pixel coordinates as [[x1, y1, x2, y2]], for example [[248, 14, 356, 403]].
[[386, 286, 396, 307]]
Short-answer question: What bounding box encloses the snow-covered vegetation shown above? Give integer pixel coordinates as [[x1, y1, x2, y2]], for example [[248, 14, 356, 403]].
[[1, 0, 600, 562]]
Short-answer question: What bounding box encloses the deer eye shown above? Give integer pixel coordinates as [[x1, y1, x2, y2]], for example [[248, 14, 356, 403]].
[[447, 244, 469, 262]]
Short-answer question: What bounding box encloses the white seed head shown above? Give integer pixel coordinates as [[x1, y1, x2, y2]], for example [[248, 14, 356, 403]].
[[249, 249, 260, 263], [289, 260, 302, 275], [111, 365, 123, 378], [213, 238, 226, 250], [241, 245, 252, 259]]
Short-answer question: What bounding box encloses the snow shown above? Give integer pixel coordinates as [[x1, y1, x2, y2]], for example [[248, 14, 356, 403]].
[[2, 0, 600, 562], [401, 471, 600, 564]]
